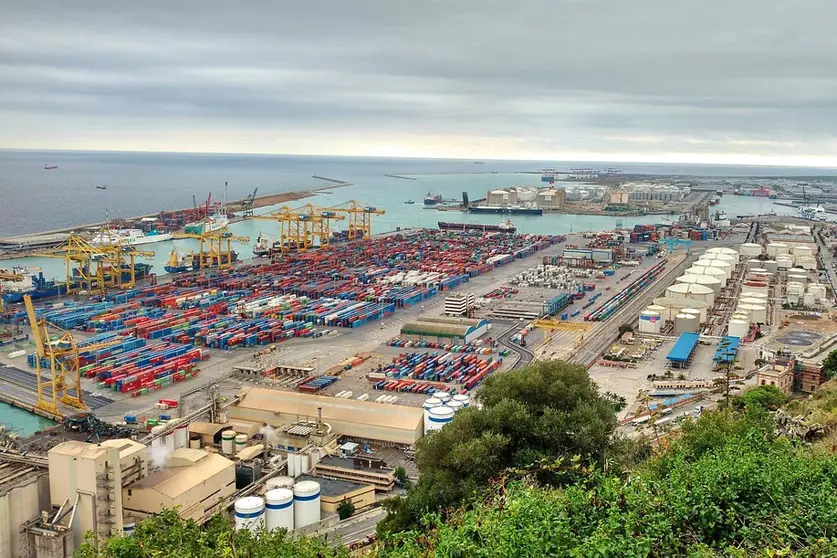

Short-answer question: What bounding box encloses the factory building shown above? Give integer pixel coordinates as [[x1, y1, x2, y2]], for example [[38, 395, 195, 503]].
[[122, 448, 236, 525], [400, 316, 488, 344], [0, 462, 49, 558], [295, 475, 376, 515], [535, 187, 566, 208], [444, 292, 476, 317], [313, 455, 396, 492], [229, 387, 425, 446]]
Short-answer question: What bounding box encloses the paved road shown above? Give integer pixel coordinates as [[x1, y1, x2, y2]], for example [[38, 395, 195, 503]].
[[0, 364, 113, 409], [323, 508, 386, 547], [495, 321, 535, 369]]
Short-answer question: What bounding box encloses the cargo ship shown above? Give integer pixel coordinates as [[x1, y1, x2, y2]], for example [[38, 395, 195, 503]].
[[709, 196, 719, 206], [438, 219, 516, 233], [164, 248, 237, 273], [424, 192, 443, 206], [0, 268, 67, 304], [89, 228, 173, 246], [183, 212, 229, 234], [72, 263, 153, 283], [467, 206, 543, 215], [252, 232, 272, 257]]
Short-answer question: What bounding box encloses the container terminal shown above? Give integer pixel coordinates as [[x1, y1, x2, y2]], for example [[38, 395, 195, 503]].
[[2, 197, 837, 555]]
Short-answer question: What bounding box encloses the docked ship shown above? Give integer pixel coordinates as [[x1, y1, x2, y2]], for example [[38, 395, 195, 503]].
[[423, 192, 443, 206], [252, 233, 273, 257], [708, 196, 719, 206], [799, 205, 827, 221], [0, 267, 67, 305], [467, 205, 543, 215], [183, 212, 229, 235], [164, 249, 194, 273], [438, 219, 516, 233], [541, 169, 557, 183], [89, 228, 173, 246], [72, 263, 152, 284]]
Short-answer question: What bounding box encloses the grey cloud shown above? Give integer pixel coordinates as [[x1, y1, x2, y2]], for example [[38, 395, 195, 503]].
[[2, 0, 837, 160]]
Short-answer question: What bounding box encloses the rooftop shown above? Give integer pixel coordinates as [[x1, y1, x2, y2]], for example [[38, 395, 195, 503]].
[[49, 438, 145, 460], [318, 455, 391, 473], [128, 450, 233, 499], [667, 333, 700, 363], [297, 474, 373, 498]]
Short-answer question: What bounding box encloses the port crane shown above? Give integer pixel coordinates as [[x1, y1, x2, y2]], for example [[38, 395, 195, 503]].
[[0, 269, 25, 311], [532, 319, 592, 350], [34, 235, 154, 295], [252, 205, 346, 255], [172, 227, 249, 270], [660, 238, 693, 253], [329, 200, 386, 241], [241, 187, 259, 217], [24, 294, 121, 417]]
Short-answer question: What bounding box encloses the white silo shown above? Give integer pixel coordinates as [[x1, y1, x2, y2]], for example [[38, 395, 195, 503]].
[[173, 422, 188, 449], [675, 274, 701, 285], [164, 431, 175, 454], [293, 480, 321, 529], [740, 243, 763, 257], [792, 245, 813, 258], [740, 297, 767, 306], [426, 406, 455, 432], [646, 304, 667, 316], [221, 430, 236, 454], [776, 255, 793, 270], [700, 267, 727, 286], [435, 392, 452, 404], [447, 400, 464, 412], [638, 310, 662, 333], [741, 291, 768, 301], [707, 259, 733, 279], [265, 488, 294, 532], [266, 476, 295, 491], [766, 243, 789, 257], [681, 308, 703, 324], [687, 265, 708, 276], [151, 425, 165, 453], [762, 260, 778, 273], [665, 283, 715, 307], [739, 304, 767, 323], [423, 397, 442, 410], [727, 319, 750, 338], [235, 434, 248, 454], [715, 253, 739, 268], [453, 394, 471, 408], [235, 496, 266, 532], [708, 247, 739, 257], [674, 314, 699, 334], [695, 275, 722, 295]]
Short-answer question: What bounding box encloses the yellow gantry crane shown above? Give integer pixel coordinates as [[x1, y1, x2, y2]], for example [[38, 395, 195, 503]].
[[24, 294, 120, 417], [532, 318, 593, 350], [329, 200, 385, 241], [172, 227, 249, 270], [33, 235, 153, 295], [252, 205, 345, 255], [0, 268, 25, 311]]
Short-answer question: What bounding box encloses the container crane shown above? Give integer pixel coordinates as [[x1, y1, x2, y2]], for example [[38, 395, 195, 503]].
[[172, 227, 249, 270], [251, 205, 345, 255], [532, 319, 592, 350], [241, 187, 259, 217], [329, 200, 386, 241], [24, 294, 121, 417], [0, 269, 25, 311]]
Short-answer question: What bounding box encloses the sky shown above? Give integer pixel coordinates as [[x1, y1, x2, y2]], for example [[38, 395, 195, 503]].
[[2, 0, 837, 166]]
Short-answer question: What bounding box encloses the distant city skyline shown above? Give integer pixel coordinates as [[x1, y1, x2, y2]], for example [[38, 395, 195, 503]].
[[2, 1, 837, 167]]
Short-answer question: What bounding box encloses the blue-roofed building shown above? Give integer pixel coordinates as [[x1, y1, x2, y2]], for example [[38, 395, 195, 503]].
[[713, 336, 740, 365], [667, 332, 700, 368]]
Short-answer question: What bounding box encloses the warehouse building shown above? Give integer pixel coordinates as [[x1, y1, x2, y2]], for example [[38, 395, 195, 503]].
[[296, 474, 376, 515], [0, 462, 49, 558], [229, 387, 425, 446], [444, 292, 476, 317], [313, 455, 396, 492], [400, 315, 488, 344]]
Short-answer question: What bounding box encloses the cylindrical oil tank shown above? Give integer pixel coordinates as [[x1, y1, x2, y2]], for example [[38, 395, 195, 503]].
[[687, 265, 708, 276], [665, 283, 715, 307], [674, 313, 699, 334], [739, 297, 767, 305], [423, 397, 442, 410], [746, 259, 762, 271], [740, 243, 763, 257], [174, 422, 188, 449], [681, 308, 703, 324], [426, 406, 455, 432], [749, 267, 768, 275], [646, 304, 667, 316], [265, 488, 294, 532], [708, 247, 739, 257], [803, 292, 816, 306], [266, 476, 295, 491], [293, 480, 321, 529], [776, 255, 793, 269], [435, 392, 452, 404], [732, 312, 751, 323], [715, 253, 738, 267], [695, 275, 722, 295], [787, 282, 805, 296], [739, 304, 767, 323], [164, 432, 175, 454], [235, 496, 265, 532], [700, 267, 727, 285], [809, 284, 827, 302], [767, 243, 789, 257], [788, 273, 807, 284], [638, 310, 662, 333], [452, 394, 471, 408], [707, 259, 733, 279], [123, 521, 135, 537], [797, 256, 818, 270], [727, 319, 749, 338], [762, 260, 778, 273], [221, 430, 236, 454], [652, 297, 708, 322], [742, 281, 768, 294], [447, 400, 464, 412], [151, 425, 165, 452], [189, 433, 201, 449], [235, 434, 248, 454], [740, 291, 768, 300], [675, 274, 701, 285], [792, 245, 813, 258]]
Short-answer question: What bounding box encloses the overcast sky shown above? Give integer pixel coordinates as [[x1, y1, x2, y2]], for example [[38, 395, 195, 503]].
[[2, 1, 836, 165]]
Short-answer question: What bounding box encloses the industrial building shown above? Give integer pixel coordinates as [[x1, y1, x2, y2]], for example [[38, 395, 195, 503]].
[[313, 455, 396, 492], [444, 292, 476, 317], [0, 461, 49, 558], [229, 387, 425, 446], [295, 475, 376, 515], [400, 315, 489, 344], [624, 183, 690, 202], [122, 448, 236, 524], [484, 186, 565, 209]]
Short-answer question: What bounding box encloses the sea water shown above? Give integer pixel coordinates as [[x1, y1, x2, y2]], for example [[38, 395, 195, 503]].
[[0, 401, 55, 436]]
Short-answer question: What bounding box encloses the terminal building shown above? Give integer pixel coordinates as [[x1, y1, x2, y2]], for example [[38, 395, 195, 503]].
[[399, 315, 489, 344]]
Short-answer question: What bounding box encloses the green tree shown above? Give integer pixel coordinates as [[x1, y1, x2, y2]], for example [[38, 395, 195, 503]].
[[381, 360, 619, 537], [337, 499, 355, 520], [618, 323, 634, 335], [733, 385, 788, 411], [823, 349, 837, 380], [393, 465, 410, 488]]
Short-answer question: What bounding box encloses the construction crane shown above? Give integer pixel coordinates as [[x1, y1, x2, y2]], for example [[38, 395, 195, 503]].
[[329, 200, 385, 241], [532, 319, 592, 350], [252, 205, 345, 255], [172, 227, 249, 270], [33, 235, 154, 296], [24, 294, 120, 417], [241, 187, 259, 217]]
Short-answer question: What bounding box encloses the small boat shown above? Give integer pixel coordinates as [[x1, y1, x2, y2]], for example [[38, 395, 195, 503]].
[[44, 164, 58, 170], [424, 192, 443, 206], [96, 185, 107, 190], [404, 200, 415, 205]]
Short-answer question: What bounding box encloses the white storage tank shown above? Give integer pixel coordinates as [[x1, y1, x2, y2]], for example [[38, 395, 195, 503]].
[[746, 259, 763, 271], [808, 284, 827, 303], [423, 397, 443, 411], [426, 406, 455, 432], [695, 275, 722, 295], [727, 319, 749, 338], [235, 496, 266, 532], [652, 297, 708, 322], [293, 480, 321, 529], [151, 425, 165, 453], [665, 283, 715, 307], [707, 259, 733, 279], [803, 292, 816, 306], [675, 274, 701, 285], [681, 308, 703, 324], [740, 297, 767, 305], [189, 434, 201, 449], [792, 245, 813, 258], [708, 247, 740, 257], [700, 267, 727, 285], [732, 312, 751, 323], [638, 310, 663, 333], [687, 265, 708, 276], [173, 422, 189, 449], [447, 400, 464, 412], [265, 488, 294, 532], [235, 434, 248, 454], [796, 256, 817, 270], [767, 243, 789, 257], [164, 431, 175, 454], [452, 394, 471, 408], [787, 282, 805, 297], [776, 255, 794, 270], [435, 392, 452, 404], [646, 304, 667, 316], [739, 304, 767, 324], [221, 430, 236, 454], [762, 260, 778, 273], [740, 243, 763, 257], [741, 291, 768, 300], [266, 476, 295, 491], [674, 313, 699, 334], [788, 273, 807, 284]]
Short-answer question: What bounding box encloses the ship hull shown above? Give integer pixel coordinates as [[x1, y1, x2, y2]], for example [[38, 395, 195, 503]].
[[438, 222, 516, 233], [467, 206, 543, 215], [2, 285, 67, 304], [164, 265, 191, 274]]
